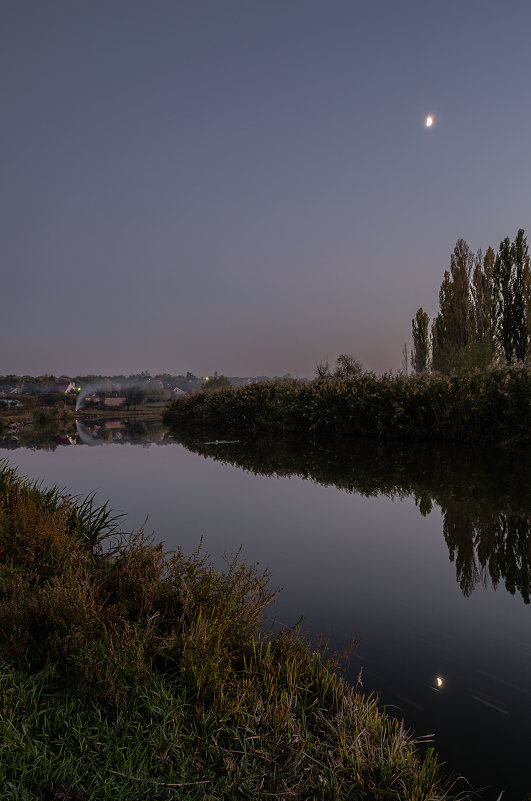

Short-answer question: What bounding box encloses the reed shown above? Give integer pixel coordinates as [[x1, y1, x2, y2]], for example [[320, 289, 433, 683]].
[[164, 365, 531, 445]]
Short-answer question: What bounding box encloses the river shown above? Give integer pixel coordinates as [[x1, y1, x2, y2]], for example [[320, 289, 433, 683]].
[[1, 417, 530, 799]]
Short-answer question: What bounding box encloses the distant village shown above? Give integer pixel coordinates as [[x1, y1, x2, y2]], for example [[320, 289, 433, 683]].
[[0, 371, 282, 410]]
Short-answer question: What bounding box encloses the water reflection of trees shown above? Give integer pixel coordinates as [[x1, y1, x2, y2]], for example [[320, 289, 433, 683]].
[[172, 431, 531, 604], [444, 511, 531, 602]]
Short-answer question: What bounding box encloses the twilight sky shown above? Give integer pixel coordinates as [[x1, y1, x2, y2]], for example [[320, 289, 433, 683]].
[[2, 0, 531, 378]]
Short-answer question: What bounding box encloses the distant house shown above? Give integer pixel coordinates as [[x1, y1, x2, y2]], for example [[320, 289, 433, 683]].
[[171, 387, 186, 395], [103, 397, 126, 408], [50, 382, 77, 394]]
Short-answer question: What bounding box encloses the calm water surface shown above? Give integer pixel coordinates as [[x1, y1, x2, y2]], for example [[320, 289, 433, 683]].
[[1, 419, 530, 799]]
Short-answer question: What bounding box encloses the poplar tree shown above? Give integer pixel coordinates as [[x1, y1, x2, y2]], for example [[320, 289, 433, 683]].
[[512, 229, 529, 362], [413, 229, 531, 372], [494, 236, 515, 362], [471, 247, 495, 345], [447, 239, 474, 348], [411, 308, 430, 372], [493, 229, 530, 362], [430, 240, 474, 371]]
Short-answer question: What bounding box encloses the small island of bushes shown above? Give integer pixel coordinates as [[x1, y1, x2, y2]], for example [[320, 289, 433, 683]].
[[164, 364, 531, 445]]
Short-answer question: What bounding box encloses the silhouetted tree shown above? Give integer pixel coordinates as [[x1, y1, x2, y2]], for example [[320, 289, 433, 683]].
[[426, 236, 531, 372], [315, 354, 364, 379], [495, 236, 516, 362], [512, 229, 530, 362], [401, 343, 409, 375], [411, 308, 430, 372], [471, 247, 495, 346], [315, 359, 331, 378], [201, 375, 231, 391], [430, 240, 475, 372], [334, 354, 363, 378], [493, 230, 530, 362]]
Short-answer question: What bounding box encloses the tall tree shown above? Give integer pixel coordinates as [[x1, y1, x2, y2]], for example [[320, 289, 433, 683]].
[[512, 229, 529, 362], [493, 229, 530, 362], [471, 246, 495, 345], [495, 236, 515, 362], [430, 239, 474, 372], [415, 230, 530, 372], [447, 239, 474, 348], [411, 308, 430, 373], [401, 343, 409, 375]]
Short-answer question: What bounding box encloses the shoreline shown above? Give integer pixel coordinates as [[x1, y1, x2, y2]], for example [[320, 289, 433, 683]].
[[0, 460, 457, 799]]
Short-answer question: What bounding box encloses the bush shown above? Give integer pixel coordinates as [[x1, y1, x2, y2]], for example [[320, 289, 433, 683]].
[[164, 366, 531, 445]]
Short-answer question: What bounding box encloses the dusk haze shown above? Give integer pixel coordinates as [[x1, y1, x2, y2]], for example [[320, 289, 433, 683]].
[[3, 0, 531, 376]]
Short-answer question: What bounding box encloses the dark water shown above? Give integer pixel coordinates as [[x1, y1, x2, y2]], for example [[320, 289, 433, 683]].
[[1, 418, 530, 799]]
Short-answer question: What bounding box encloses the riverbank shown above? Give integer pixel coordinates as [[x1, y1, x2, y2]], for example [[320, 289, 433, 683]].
[[164, 365, 531, 445], [0, 459, 453, 800]]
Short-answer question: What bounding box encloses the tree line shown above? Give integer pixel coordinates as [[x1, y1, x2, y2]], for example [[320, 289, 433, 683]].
[[412, 229, 530, 373]]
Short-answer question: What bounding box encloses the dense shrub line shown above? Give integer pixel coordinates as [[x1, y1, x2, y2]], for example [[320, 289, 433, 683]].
[[0, 461, 454, 799], [164, 366, 531, 444]]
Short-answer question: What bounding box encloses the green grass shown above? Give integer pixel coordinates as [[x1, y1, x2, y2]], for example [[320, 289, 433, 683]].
[[164, 366, 531, 445], [0, 460, 464, 800]]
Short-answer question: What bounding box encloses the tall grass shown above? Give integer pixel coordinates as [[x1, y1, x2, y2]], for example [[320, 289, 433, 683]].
[[0, 458, 123, 546], [164, 366, 531, 444], [0, 461, 464, 799]]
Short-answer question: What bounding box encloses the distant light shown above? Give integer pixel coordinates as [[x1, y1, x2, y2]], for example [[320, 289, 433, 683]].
[[425, 115, 433, 128], [436, 676, 443, 688], [205, 376, 210, 381]]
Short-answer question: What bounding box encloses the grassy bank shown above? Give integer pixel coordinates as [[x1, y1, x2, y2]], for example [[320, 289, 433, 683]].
[[0, 460, 454, 800], [164, 366, 531, 445]]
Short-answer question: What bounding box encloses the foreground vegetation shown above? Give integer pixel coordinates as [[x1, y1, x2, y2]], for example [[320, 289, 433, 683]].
[[164, 364, 531, 445], [0, 460, 455, 800]]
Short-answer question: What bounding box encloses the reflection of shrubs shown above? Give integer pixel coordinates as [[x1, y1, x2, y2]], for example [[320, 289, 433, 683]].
[[0, 461, 450, 799], [126, 420, 148, 437], [33, 409, 55, 428]]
